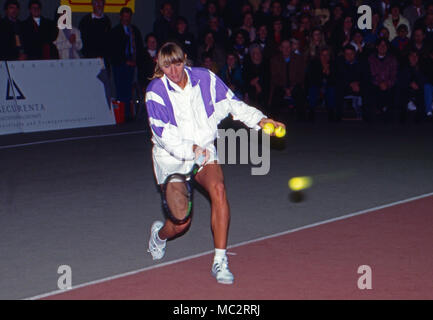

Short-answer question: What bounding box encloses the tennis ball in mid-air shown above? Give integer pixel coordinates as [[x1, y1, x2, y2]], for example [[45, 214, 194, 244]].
[[275, 126, 286, 138], [288, 177, 313, 191], [262, 122, 275, 135]]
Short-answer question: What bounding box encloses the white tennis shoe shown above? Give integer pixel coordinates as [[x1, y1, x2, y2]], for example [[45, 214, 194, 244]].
[[212, 256, 234, 284], [147, 221, 166, 260]]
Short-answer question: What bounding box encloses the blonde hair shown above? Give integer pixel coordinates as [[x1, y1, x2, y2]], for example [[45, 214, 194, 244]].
[[150, 42, 191, 80]]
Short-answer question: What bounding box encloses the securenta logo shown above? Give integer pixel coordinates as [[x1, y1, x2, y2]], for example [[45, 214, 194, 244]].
[[63, 0, 132, 6]]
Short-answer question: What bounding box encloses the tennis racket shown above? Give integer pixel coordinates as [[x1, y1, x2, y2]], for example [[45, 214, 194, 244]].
[[161, 154, 206, 225]]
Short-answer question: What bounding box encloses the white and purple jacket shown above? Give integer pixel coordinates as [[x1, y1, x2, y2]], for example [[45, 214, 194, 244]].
[[146, 67, 266, 184]]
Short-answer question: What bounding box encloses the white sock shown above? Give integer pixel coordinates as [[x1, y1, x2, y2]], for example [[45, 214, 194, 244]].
[[214, 248, 226, 263], [155, 231, 166, 246]]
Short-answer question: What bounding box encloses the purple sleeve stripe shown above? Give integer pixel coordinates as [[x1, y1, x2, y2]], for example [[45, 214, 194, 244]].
[[215, 77, 229, 103], [146, 99, 171, 124], [197, 69, 215, 118], [151, 125, 164, 138]]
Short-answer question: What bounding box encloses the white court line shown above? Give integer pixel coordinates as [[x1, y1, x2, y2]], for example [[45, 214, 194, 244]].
[[0, 130, 147, 150], [25, 191, 433, 300]]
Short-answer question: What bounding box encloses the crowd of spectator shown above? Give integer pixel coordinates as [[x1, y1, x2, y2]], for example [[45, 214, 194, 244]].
[[1, 0, 433, 124]]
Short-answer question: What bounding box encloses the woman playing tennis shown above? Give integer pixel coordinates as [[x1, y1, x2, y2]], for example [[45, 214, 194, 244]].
[[146, 42, 284, 284]]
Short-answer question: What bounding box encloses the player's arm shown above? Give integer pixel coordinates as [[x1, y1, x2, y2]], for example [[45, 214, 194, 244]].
[[212, 74, 285, 134]]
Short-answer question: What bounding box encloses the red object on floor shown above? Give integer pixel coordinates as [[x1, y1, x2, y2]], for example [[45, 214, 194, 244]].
[[112, 100, 125, 124], [44, 196, 433, 300]]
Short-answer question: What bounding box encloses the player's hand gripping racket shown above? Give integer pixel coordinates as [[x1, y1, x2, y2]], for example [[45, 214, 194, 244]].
[[161, 154, 206, 225]]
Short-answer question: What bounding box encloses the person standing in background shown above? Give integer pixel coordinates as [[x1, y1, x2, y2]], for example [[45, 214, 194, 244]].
[[0, 0, 26, 61], [22, 0, 58, 60], [79, 0, 111, 64], [110, 7, 145, 122]]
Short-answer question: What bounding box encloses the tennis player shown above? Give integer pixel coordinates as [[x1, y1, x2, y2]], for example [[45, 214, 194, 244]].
[[146, 42, 284, 284]]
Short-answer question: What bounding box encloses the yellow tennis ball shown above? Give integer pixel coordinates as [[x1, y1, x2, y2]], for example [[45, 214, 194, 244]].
[[289, 177, 312, 191], [275, 126, 286, 138], [262, 122, 275, 135]]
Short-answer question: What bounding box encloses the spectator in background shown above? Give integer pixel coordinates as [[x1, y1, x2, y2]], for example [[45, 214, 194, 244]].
[[230, 29, 249, 66], [350, 29, 369, 61], [240, 12, 256, 43], [368, 39, 398, 122], [410, 27, 429, 58], [54, 12, 82, 59], [311, 0, 330, 27], [197, 31, 226, 70], [0, 0, 26, 61], [153, 2, 176, 45], [324, 4, 344, 41], [292, 14, 312, 52], [403, 0, 425, 30], [79, 0, 111, 63], [243, 43, 270, 110], [420, 47, 433, 119], [217, 0, 234, 31], [269, 39, 306, 121], [378, 26, 391, 41], [365, 0, 391, 20], [306, 47, 337, 122], [422, 12, 433, 43], [205, 15, 228, 47], [201, 51, 219, 74], [110, 7, 145, 122], [254, 24, 272, 59], [170, 16, 197, 63], [269, 0, 289, 32], [336, 45, 369, 122], [383, 3, 411, 41], [268, 17, 286, 56], [330, 15, 354, 55], [363, 11, 383, 49], [396, 50, 425, 123], [140, 33, 158, 89], [22, 0, 58, 60], [254, 0, 272, 29], [197, 1, 221, 33], [219, 51, 244, 99], [391, 24, 411, 62], [306, 27, 327, 61]]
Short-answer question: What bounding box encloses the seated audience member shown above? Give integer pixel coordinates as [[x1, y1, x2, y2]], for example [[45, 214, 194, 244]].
[[306, 27, 326, 61], [79, 0, 112, 64], [383, 3, 411, 41], [311, 0, 330, 27], [201, 51, 219, 74], [219, 51, 244, 99], [422, 12, 433, 43], [292, 14, 312, 52], [269, 0, 290, 32], [197, 1, 222, 32], [240, 12, 256, 43], [22, 0, 58, 60], [254, 24, 272, 59], [378, 26, 391, 41], [0, 0, 26, 61], [254, 0, 272, 30], [420, 47, 433, 119], [306, 47, 337, 121], [330, 15, 354, 55], [410, 27, 429, 58], [403, 0, 425, 30], [169, 16, 197, 63], [335, 45, 369, 122], [230, 29, 249, 66], [396, 50, 425, 123], [368, 39, 398, 122], [205, 15, 228, 47], [391, 24, 411, 62], [323, 4, 344, 41], [363, 11, 383, 49], [197, 31, 226, 70], [109, 7, 145, 122], [243, 43, 270, 110], [268, 17, 286, 56], [350, 29, 369, 61], [269, 39, 306, 121]]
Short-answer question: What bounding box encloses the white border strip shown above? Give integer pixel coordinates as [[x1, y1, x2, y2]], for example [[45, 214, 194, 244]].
[[25, 191, 433, 300], [0, 130, 147, 150]]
